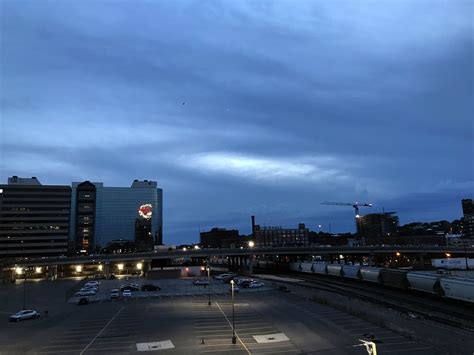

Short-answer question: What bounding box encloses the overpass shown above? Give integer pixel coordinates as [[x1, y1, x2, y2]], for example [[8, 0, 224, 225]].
[[2, 245, 472, 268]]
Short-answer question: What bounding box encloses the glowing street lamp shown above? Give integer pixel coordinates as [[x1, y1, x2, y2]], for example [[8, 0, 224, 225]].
[[230, 280, 236, 344], [35, 267, 42, 274], [248, 241, 255, 248], [117, 263, 124, 271], [75, 265, 82, 273], [98, 264, 103, 271], [445, 253, 451, 258], [136, 262, 143, 270], [194, 245, 200, 250], [395, 252, 401, 257], [15, 267, 23, 275]]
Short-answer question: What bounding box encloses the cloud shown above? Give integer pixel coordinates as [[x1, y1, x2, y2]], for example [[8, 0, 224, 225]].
[[178, 152, 351, 183]]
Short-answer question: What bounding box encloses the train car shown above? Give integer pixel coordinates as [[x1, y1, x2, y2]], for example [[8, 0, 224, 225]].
[[359, 267, 381, 283], [327, 264, 343, 277], [312, 262, 328, 274], [406, 272, 441, 295], [380, 269, 409, 290], [289, 262, 300, 272], [342, 265, 361, 279], [440, 277, 474, 304], [300, 262, 313, 273]]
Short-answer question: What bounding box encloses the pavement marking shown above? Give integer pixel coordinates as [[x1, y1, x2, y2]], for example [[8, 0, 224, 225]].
[[252, 333, 289, 344], [215, 302, 251, 355], [136, 340, 175, 351], [79, 305, 125, 355], [382, 346, 432, 353]]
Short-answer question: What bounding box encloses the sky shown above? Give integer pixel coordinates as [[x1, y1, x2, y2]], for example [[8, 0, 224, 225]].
[[0, 0, 473, 244]]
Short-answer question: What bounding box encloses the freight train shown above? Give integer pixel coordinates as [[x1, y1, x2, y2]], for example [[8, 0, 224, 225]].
[[289, 262, 474, 304]]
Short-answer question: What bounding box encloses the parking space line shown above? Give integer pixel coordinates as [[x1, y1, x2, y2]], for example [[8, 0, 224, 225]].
[[382, 346, 432, 353], [79, 305, 125, 355], [215, 302, 251, 355]]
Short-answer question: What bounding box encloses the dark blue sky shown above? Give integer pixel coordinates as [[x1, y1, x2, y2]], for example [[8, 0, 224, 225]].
[[1, 0, 472, 244]]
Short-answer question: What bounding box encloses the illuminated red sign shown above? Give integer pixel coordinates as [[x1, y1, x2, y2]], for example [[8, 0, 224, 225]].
[[138, 204, 153, 219]]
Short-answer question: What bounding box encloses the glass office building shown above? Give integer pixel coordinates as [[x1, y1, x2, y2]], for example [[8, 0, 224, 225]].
[[70, 180, 163, 252]]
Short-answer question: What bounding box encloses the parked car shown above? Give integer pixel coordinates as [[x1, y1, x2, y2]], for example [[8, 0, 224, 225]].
[[123, 290, 132, 298], [222, 275, 236, 283], [77, 297, 89, 305], [9, 310, 40, 322], [213, 273, 235, 280], [235, 278, 253, 286], [249, 281, 264, 288], [239, 280, 253, 288], [109, 274, 116, 280], [110, 289, 120, 299], [141, 284, 161, 291], [120, 284, 140, 292], [193, 279, 209, 286]]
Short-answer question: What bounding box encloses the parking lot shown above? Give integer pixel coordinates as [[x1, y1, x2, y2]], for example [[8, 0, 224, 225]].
[[68, 277, 273, 303], [0, 275, 437, 354]]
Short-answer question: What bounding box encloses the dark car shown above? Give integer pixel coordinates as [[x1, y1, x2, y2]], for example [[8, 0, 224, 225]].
[[77, 297, 89, 305], [120, 284, 140, 292], [141, 284, 160, 291], [222, 275, 236, 283], [240, 280, 252, 288], [109, 274, 116, 280]]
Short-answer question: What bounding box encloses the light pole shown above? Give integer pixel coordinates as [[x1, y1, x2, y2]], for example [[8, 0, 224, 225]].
[[23, 267, 27, 310], [231, 279, 236, 344], [207, 262, 211, 306]]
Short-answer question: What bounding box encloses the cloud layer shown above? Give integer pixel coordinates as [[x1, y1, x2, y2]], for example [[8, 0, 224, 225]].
[[1, 0, 472, 243]]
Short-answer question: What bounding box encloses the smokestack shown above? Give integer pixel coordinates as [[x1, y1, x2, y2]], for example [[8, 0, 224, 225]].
[[251, 216, 256, 235]]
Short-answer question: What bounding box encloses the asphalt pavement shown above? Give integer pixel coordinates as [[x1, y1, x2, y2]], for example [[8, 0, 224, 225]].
[[0, 278, 438, 354]]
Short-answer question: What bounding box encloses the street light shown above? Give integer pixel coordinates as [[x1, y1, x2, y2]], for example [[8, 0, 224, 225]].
[[75, 265, 82, 273], [136, 262, 143, 270], [230, 279, 236, 344], [207, 264, 211, 306], [35, 267, 42, 274], [445, 253, 451, 258], [248, 241, 255, 248]]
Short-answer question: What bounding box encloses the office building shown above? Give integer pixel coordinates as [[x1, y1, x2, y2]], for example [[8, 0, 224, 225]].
[[357, 212, 399, 238], [0, 176, 71, 258], [70, 180, 163, 253], [462, 199, 474, 239], [200, 228, 240, 248], [252, 216, 309, 247]]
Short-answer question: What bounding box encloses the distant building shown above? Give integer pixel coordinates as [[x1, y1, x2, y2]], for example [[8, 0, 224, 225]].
[[461, 199, 474, 239], [200, 228, 240, 248], [357, 212, 399, 238], [102, 239, 136, 254], [252, 216, 309, 247], [70, 179, 163, 253], [0, 176, 71, 258]]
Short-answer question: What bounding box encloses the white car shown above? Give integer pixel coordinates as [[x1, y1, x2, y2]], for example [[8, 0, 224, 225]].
[[9, 310, 40, 322], [249, 281, 264, 288], [85, 281, 100, 287], [75, 290, 96, 297], [110, 289, 120, 299], [235, 278, 253, 285], [123, 290, 132, 298], [229, 285, 240, 293]]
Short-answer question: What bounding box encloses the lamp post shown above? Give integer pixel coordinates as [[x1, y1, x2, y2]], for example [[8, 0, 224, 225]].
[[207, 262, 211, 306], [231, 279, 236, 344], [23, 267, 27, 310]]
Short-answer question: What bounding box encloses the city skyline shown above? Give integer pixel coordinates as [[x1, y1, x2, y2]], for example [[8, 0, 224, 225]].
[[1, 1, 472, 244]]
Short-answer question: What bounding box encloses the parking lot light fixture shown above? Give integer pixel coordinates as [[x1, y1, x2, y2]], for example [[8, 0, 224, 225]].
[[117, 263, 124, 271], [98, 264, 103, 271], [248, 241, 255, 248], [15, 267, 23, 275], [194, 245, 200, 250], [136, 262, 143, 270], [75, 265, 82, 273], [231, 280, 236, 344], [35, 267, 42, 274]]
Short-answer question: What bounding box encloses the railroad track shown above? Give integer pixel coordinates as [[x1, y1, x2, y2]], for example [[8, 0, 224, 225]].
[[276, 272, 474, 333]]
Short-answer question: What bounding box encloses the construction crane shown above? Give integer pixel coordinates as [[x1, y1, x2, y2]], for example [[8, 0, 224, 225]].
[[321, 201, 373, 231]]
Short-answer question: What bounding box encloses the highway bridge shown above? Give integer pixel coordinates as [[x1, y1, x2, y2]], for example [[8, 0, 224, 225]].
[[2, 245, 473, 267]]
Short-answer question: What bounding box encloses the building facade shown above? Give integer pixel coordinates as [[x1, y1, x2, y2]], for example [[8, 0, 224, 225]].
[[462, 199, 474, 239], [200, 228, 240, 249], [70, 180, 163, 253], [0, 176, 71, 258], [357, 212, 399, 238], [252, 216, 309, 247]]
